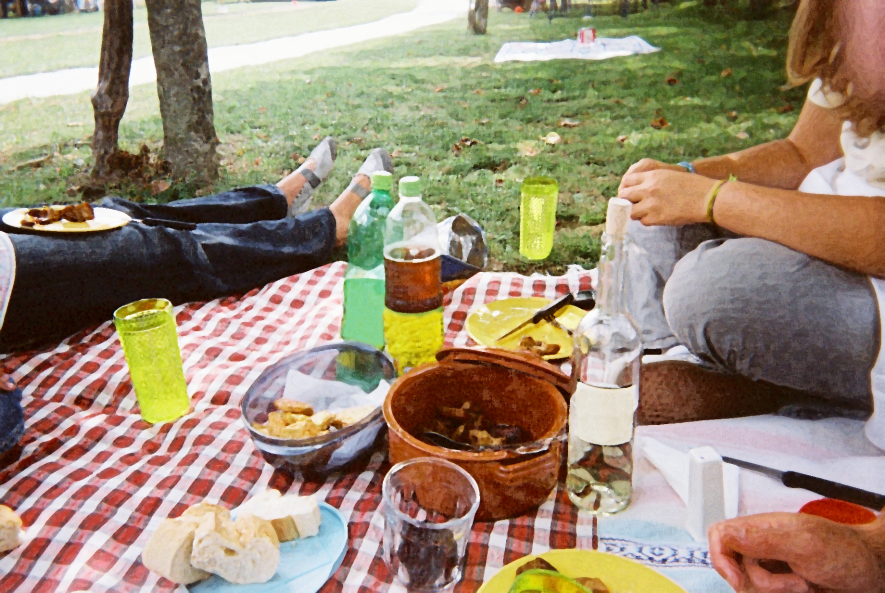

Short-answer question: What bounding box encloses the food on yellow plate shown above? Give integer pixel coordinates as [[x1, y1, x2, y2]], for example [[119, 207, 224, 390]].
[[509, 558, 610, 593], [235, 489, 322, 542], [519, 336, 561, 357], [20, 202, 95, 228], [251, 400, 375, 439], [141, 501, 280, 585], [0, 505, 24, 553]]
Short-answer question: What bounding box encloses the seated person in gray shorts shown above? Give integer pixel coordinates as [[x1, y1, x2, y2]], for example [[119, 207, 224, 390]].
[[616, 0, 885, 450]]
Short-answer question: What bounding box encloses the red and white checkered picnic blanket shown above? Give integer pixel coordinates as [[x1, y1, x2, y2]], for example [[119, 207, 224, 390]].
[[0, 262, 595, 592]]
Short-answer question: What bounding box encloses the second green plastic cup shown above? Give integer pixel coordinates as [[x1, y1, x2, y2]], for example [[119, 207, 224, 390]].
[[520, 177, 558, 260], [114, 298, 190, 424]]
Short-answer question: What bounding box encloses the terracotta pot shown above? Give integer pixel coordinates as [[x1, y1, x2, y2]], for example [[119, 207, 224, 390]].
[[384, 347, 573, 521]]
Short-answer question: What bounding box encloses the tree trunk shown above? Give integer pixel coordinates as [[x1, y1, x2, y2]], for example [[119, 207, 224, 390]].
[[144, 0, 218, 183], [90, 0, 133, 179], [468, 0, 488, 34]]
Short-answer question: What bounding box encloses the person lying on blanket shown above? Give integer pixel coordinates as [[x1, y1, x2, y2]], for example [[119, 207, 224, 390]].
[[618, 0, 885, 441], [0, 138, 392, 354]]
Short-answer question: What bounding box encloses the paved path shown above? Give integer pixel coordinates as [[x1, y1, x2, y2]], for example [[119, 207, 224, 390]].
[[0, 0, 465, 105]]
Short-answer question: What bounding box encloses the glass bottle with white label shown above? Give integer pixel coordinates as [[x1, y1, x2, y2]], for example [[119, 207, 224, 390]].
[[567, 197, 640, 515]]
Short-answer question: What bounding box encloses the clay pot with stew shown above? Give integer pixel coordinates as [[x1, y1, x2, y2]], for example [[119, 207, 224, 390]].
[[384, 347, 573, 521]]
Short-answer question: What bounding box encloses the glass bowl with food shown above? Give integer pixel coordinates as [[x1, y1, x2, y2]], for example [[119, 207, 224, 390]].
[[241, 342, 396, 476]]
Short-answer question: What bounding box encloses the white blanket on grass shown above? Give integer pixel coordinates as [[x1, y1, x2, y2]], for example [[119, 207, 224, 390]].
[[494, 36, 659, 63]]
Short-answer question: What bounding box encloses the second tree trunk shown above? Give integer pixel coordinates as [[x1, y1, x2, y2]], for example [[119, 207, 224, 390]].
[[144, 0, 219, 183]]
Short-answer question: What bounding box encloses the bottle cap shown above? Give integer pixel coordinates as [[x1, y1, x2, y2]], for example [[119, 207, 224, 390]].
[[371, 171, 392, 191], [399, 176, 422, 197], [605, 198, 632, 237]]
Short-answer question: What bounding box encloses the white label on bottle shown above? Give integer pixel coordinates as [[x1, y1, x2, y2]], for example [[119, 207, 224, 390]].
[[570, 382, 637, 446]]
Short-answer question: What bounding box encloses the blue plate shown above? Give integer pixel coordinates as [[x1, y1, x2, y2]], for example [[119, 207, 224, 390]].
[[189, 503, 348, 593]]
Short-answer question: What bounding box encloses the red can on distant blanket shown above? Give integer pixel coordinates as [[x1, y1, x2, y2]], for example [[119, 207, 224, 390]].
[[578, 27, 597, 44]]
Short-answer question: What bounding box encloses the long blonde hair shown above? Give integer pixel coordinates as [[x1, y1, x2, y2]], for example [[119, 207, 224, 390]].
[[787, 0, 885, 136]]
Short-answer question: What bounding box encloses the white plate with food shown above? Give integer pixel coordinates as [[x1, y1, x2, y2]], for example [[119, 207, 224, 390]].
[[2, 204, 130, 233]]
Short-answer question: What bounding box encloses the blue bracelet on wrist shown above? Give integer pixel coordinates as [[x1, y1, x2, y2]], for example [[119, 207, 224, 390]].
[[677, 161, 696, 174]]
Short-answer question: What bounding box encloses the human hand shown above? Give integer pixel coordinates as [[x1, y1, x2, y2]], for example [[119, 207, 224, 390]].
[[617, 169, 718, 226], [709, 513, 885, 593], [620, 158, 689, 183]]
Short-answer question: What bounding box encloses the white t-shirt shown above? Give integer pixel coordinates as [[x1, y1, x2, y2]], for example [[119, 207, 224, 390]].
[[0, 233, 14, 333], [800, 79, 885, 449]]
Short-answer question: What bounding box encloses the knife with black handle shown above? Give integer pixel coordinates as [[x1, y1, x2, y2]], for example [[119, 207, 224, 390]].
[[723, 456, 885, 510]]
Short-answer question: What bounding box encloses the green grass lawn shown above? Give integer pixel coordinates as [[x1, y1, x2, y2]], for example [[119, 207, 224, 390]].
[[0, 0, 417, 78], [0, 2, 803, 274]]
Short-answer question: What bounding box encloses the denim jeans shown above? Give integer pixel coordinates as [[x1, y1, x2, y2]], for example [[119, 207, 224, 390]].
[[0, 185, 336, 352], [627, 220, 878, 409]]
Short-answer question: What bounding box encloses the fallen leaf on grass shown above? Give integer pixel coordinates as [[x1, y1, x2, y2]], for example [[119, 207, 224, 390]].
[[453, 143, 462, 154], [254, 158, 262, 166], [391, 149, 403, 158], [528, 88, 542, 96], [435, 86, 447, 93], [777, 104, 794, 114], [558, 118, 581, 128], [66, 122, 83, 127], [517, 141, 539, 157], [312, 133, 323, 140], [479, 118, 490, 125], [721, 68, 734, 78], [257, 107, 267, 113], [460, 137, 481, 147], [472, 89, 484, 95], [612, 98, 623, 104], [650, 117, 669, 130], [726, 110, 739, 121], [617, 135, 628, 143], [458, 101, 469, 108], [540, 132, 561, 145], [665, 77, 679, 86], [289, 152, 306, 164], [13, 155, 51, 170], [518, 97, 528, 108], [495, 178, 505, 187], [736, 131, 750, 140], [150, 180, 170, 195], [256, 132, 269, 140]]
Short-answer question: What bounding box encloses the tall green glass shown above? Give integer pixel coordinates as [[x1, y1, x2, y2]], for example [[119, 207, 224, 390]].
[[519, 177, 559, 260], [114, 298, 190, 424]]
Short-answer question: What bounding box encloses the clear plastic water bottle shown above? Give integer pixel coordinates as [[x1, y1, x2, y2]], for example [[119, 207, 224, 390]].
[[382, 176, 445, 373], [567, 198, 640, 515], [342, 171, 395, 349]]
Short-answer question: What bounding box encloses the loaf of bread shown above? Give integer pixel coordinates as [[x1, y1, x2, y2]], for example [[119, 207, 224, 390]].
[[0, 505, 24, 553], [188, 504, 280, 585], [141, 513, 211, 585], [235, 490, 322, 542]]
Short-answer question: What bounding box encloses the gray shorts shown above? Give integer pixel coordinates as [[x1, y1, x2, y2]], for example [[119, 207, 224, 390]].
[[626, 221, 879, 409]]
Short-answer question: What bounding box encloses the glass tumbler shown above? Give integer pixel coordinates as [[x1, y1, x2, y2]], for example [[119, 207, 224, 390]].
[[519, 177, 558, 260], [114, 298, 190, 424], [382, 458, 480, 592]]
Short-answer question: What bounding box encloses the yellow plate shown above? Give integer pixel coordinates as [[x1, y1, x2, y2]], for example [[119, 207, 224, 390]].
[[3, 207, 131, 233], [478, 549, 687, 593], [466, 297, 586, 360]]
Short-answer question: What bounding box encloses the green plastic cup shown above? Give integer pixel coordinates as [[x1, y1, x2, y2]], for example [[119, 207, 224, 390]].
[[520, 177, 558, 260], [114, 298, 190, 424]]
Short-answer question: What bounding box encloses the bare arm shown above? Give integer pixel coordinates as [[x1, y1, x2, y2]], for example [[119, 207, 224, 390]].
[[690, 99, 844, 189]]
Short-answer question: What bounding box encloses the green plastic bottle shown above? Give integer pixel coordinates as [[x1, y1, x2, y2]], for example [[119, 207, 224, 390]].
[[341, 171, 395, 349]]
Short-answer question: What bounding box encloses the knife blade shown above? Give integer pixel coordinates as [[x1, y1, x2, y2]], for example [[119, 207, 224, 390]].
[[722, 456, 885, 510], [495, 293, 575, 342]]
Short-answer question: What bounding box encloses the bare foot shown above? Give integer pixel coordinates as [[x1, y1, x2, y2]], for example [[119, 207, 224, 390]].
[[276, 159, 315, 206], [329, 174, 370, 247]]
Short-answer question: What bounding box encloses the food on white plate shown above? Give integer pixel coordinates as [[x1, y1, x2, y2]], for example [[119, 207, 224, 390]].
[[142, 501, 281, 586], [20, 203, 95, 228], [251, 399, 376, 439], [0, 505, 24, 553], [235, 490, 322, 541]]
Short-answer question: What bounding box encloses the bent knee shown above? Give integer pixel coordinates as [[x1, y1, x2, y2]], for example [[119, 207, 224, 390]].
[[662, 238, 806, 355]]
